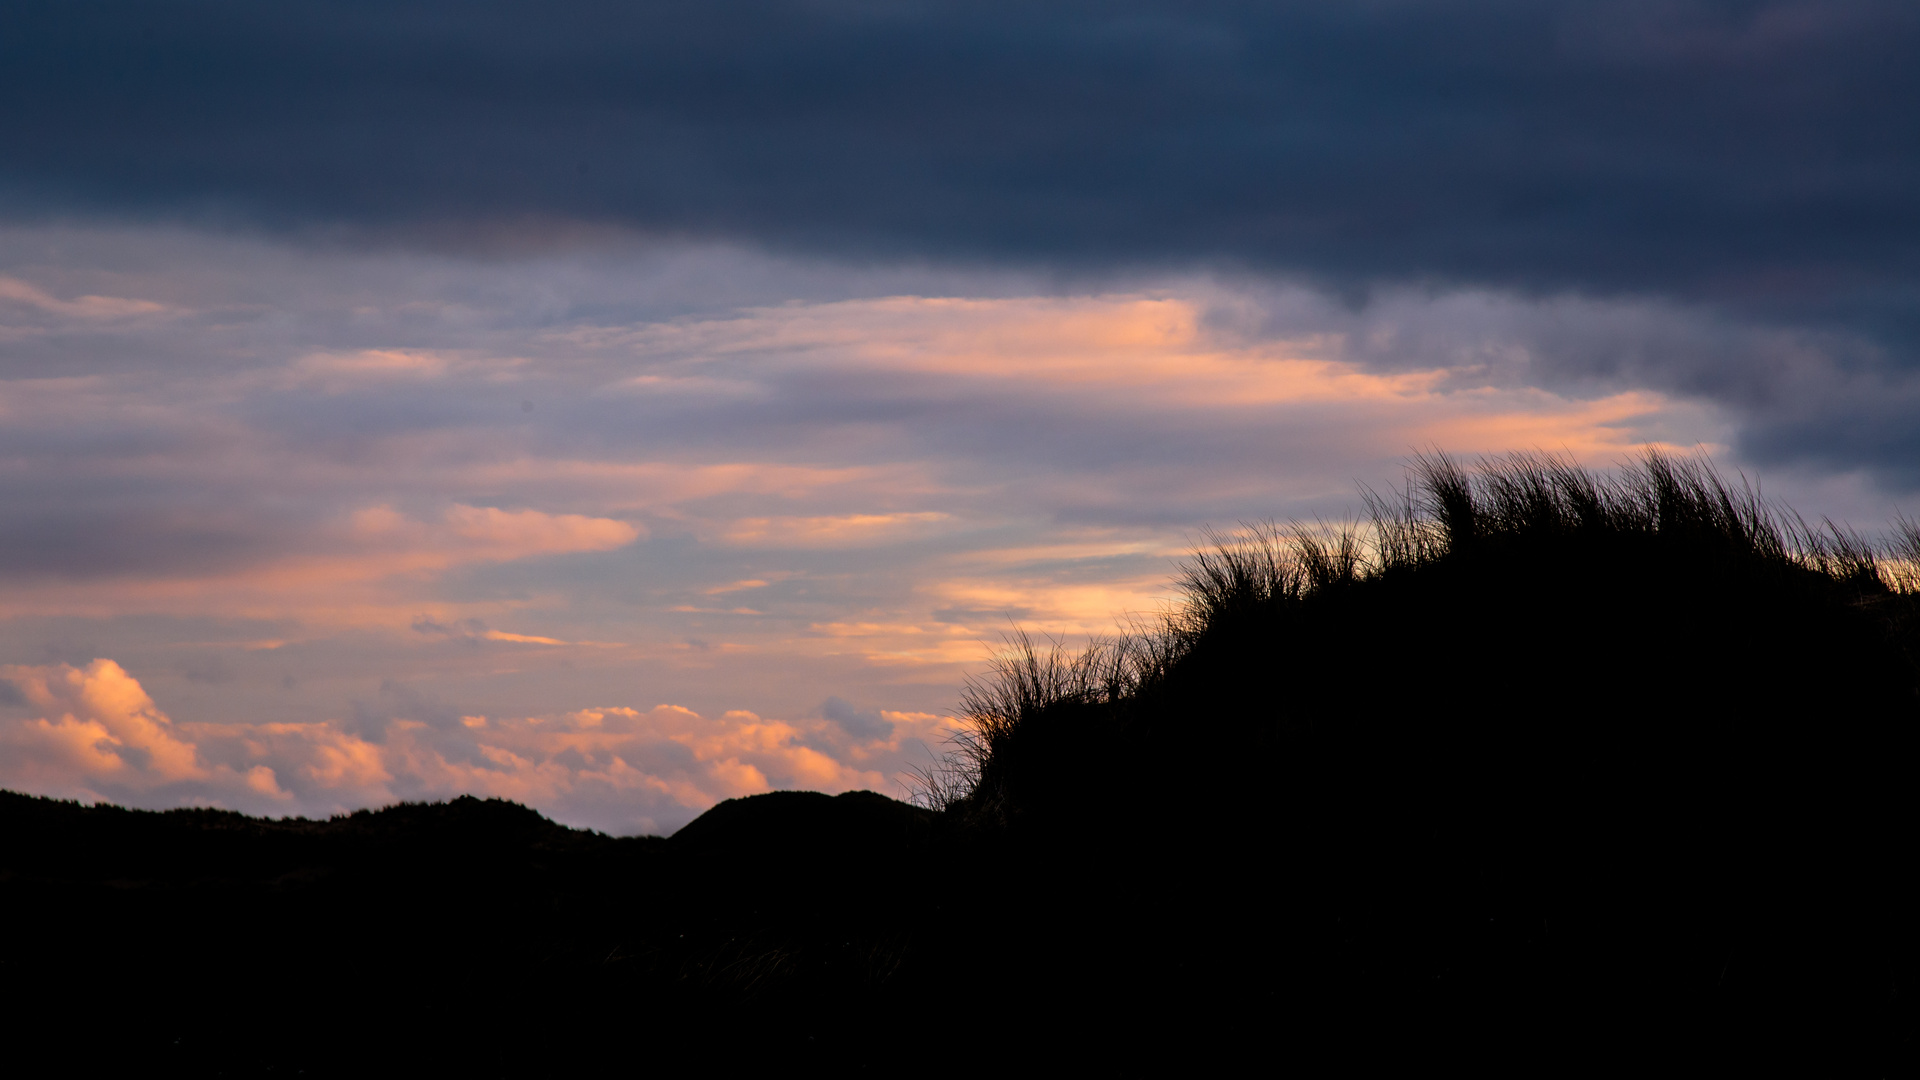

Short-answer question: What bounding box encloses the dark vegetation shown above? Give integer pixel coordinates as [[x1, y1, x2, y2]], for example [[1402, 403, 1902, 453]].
[[3, 453, 1916, 1074]]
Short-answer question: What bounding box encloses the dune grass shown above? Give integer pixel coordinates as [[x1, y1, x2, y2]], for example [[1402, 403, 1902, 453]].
[[924, 450, 1920, 824]]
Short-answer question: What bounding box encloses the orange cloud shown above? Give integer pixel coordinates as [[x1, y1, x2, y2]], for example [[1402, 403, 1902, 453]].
[[0, 660, 307, 804], [1, 659, 205, 783], [569, 292, 1722, 473], [0, 661, 954, 835], [0, 504, 642, 624], [341, 503, 642, 573], [481, 630, 572, 645], [1408, 388, 1721, 458], [718, 511, 952, 548], [287, 348, 455, 388]]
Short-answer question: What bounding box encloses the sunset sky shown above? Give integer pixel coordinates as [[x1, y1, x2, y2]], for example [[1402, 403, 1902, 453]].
[[3, 1, 1917, 833]]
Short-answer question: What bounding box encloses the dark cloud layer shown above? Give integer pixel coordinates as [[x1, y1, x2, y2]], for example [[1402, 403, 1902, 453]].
[[6, 4, 1920, 488], [6, 1, 1918, 306]]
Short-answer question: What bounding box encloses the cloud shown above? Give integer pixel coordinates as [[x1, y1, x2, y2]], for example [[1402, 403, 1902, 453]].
[[0, 659, 283, 801], [3, 2, 1916, 314], [1, 658, 204, 782], [0, 276, 172, 321], [289, 349, 456, 389], [345, 504, 642, 575], [822, 696, 892, 741], [409, 616, 595, 648], [1, 4, 1916, 484], [0, 660, 961, 835], [0, 503, 641, 623], [718, 512, 953, 548]]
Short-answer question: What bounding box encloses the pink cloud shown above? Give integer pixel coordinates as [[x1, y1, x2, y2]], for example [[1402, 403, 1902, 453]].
[[2, 659, 204, 783], [718, 511, 952, 548], [0, 504, 642, 623], [0, 275, 173, 320], [0, 660, 292, 802], [344, 503, 642, 573], [0, 661, 958, 835]]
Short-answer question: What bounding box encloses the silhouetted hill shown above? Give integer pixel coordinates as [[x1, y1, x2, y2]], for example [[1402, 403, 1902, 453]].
[[672, 789, 942, 858], [1, 788, 972, 1073], [930, 453, 1920, 1073], [3, 453, 1915, 1074]]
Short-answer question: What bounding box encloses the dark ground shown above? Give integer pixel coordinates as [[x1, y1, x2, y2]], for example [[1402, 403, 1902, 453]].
[[0, 788, 1262, 1075]]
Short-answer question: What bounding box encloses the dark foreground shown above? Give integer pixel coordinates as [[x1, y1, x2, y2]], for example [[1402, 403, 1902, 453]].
[[1, 767, 1911, 1076], [0, 788, 1267, 1075]]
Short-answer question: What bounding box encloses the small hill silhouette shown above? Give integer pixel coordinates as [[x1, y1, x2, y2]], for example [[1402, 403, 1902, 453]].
[[2, 453, 1914, 1074], [671, 789, 940, 857]]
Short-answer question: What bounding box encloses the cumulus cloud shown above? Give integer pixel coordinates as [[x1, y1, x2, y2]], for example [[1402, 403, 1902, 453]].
[[0, 659, 287, 803], [1, 658, 204, 783], [0, 660, 961, 834]]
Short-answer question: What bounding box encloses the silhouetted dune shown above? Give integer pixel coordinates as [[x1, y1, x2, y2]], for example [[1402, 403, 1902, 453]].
[[0, 789, 949, 1073], [672, 789, 942, 859], [925, 452, 1920, 1073], [3, 453, 1915, 1074]]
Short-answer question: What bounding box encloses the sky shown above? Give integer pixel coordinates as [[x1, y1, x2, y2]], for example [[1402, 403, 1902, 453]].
[[2, 1, 1917, 834]]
